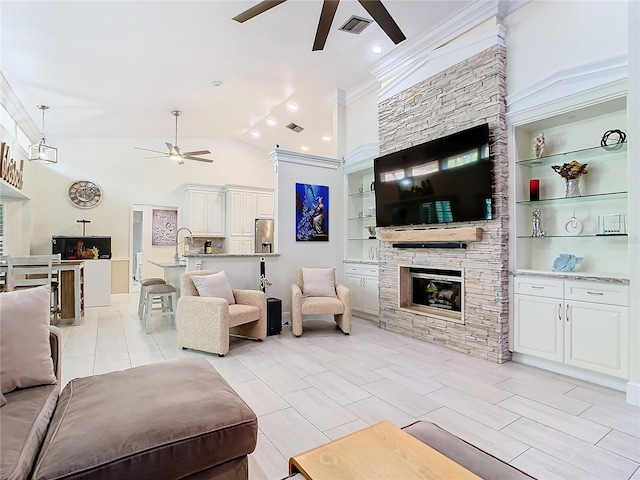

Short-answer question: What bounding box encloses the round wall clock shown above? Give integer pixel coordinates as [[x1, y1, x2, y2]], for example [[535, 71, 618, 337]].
[[68, 180, 103, 208]]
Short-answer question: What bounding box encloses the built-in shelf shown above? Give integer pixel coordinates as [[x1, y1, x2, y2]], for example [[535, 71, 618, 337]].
[[347, 216, 376, 221], [516, 191, 627, 205], [516, 234, 628, 239], [517, 143, 627, 168], [347, 191, 375, 199], [380, 227, 483, 243], [347, 238, 379, 241]]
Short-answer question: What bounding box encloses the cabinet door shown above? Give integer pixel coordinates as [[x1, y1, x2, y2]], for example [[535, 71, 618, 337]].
[[345, 274, 364, 312], [256, 193, 274, 218], [241, 192, 257, 235], [206, 192, 225, 235], [228, 237, 243, 254], [513, 294, 563, 362], [228, 191, 244, 235], [188, 190, 208, 235], [565, 300, 629, 378], [241, 238, 254, 254], [362, 276, 379, 315]]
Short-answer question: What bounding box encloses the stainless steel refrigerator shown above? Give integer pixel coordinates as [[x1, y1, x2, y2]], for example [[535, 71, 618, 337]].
[[255, 218, 274, 253]]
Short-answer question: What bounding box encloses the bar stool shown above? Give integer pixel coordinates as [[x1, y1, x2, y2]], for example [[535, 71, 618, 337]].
[[143, 283, 177, 334], [138, 278, 166, 320]]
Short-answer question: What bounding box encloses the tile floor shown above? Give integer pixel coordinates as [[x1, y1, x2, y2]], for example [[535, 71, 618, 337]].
[[58, 294, 640, 480]]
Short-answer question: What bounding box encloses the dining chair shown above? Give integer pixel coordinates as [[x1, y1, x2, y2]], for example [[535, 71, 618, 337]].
[[6, 254, 62, 323]]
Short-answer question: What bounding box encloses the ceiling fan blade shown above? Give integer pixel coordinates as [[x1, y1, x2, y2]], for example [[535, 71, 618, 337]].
[[134, 147, 167, 155], [177, 158, 185, 165], [181, 150, 211, 156], [143, 155, 169, 159], [184, 156, 214, 163], [233, 0, 287, 23], [165, 142, 175, 152], [357, 0, 406, 44], [313, 0, 339, 51]]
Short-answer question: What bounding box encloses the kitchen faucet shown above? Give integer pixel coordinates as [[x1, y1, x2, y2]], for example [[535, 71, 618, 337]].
[[174, 227, 193, 265]]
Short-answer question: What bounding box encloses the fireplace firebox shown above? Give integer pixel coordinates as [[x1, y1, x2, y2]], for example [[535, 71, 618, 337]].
[[399, 265, 464, 323]]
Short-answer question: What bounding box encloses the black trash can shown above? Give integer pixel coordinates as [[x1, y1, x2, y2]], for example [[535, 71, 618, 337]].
[[266, 297, 282, 336]]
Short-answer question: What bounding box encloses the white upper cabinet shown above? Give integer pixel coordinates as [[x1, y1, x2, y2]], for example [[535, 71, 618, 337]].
[[184, 186, 225, 236]]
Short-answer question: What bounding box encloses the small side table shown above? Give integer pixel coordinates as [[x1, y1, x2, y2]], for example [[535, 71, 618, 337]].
[[266, 297, 282, 336]]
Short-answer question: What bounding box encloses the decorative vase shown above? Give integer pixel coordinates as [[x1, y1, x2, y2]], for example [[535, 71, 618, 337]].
[[565, 178, 581, 198]]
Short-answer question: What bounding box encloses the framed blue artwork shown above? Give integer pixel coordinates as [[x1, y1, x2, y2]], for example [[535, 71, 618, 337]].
[[295, 183, 329, 241]]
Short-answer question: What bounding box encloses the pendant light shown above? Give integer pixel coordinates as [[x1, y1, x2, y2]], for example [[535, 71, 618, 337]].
[[28, 105, 58, 164]]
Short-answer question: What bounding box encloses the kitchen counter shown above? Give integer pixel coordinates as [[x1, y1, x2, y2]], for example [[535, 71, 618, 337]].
[[148, 260, 186, 297], [148, 260, 188, 268]]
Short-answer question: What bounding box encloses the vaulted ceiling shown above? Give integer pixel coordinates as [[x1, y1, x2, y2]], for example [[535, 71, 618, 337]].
[[1, 1, 512, 159]]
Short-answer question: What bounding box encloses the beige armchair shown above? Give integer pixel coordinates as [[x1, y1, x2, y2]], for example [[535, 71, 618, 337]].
[[291, 267, 351, 337], [177, 270, 266, 356]]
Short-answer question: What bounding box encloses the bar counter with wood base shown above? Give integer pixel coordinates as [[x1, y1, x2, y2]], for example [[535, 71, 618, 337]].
[[289, 421, 481, 480], [58, 261, 84, 325]]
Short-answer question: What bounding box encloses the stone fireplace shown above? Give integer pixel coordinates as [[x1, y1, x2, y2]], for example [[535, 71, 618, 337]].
[[399, 266, 464, 323], [377, 42, 510, 363]]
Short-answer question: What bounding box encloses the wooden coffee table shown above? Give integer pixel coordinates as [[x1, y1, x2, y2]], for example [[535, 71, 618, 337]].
[[289, 421, 482, 479]]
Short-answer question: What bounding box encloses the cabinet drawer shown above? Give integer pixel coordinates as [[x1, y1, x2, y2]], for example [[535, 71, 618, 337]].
[[565, 280, 629, 306], [344, 263, 378, 276], [362, 266, 379, 277], [513, 276, 564, 299]]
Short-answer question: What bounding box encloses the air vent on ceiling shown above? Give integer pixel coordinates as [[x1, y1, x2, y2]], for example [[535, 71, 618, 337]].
[[339, 16, 372, 34], [286, 122, 304, 133]]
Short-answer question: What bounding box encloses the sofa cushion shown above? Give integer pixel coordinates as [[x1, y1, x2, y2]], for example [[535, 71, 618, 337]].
[[192, 271, 235, 304], [402, 421, 533, 479], [0, 392, 5, 407], [301, 296, 344, 315], [0, 384, 59, 480], [0, 286, 57, 394], [228, 304, 261, 327], [301, 267, 336, 298], [32, 358, 258, 480]]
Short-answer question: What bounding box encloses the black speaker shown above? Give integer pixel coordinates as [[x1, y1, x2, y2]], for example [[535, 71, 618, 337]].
[[266, 297, 282, 336]]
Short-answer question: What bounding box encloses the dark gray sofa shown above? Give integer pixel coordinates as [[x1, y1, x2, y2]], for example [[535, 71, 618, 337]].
[[1, 327, 258, 480]]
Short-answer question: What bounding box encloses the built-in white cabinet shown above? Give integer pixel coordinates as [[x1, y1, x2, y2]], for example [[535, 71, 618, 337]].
[[183, 186, 225, 236], [513, 275, 629, 378], [225, 186, 274, 254], [344, 263, 379, 316]]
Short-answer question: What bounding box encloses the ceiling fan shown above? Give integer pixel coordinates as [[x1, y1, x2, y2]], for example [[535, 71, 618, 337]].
[[135, 111, 213, 164], [233, 0, 406, 51]]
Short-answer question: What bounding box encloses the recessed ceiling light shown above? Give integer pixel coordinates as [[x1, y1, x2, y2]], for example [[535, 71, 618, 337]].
[[287, 102, 298, 112], [210, 80, 224, 87], [266, 118, 277, 127], [372, 45, 383, 54], [322, 135, 331, 142], [250, 130, 261, 139], [301, 145, 309, 151]]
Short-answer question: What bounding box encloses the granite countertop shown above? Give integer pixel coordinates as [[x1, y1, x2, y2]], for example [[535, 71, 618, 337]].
[[184, 253, 280, 258], [511, 269, 629, 285], [344, 259, 379, 265], [148, 260, 187, 268]]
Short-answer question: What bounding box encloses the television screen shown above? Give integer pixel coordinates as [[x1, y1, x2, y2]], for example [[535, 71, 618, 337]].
[[374, 124, 493, 228]]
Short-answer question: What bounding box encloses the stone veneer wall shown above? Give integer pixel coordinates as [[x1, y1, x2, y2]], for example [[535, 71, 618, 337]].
[[377, 44, 510, 363]]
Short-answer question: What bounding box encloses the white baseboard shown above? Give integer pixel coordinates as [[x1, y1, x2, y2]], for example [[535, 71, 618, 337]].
[[627, 382, 640, 406]]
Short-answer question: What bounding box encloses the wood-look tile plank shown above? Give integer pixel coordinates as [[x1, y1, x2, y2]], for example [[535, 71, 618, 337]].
[[248, 433, 291, 480], [597, 430, 640, 463], [495, 377, 593, 415], [303, 371, 371, 406], [502, 417, 639, 479], [361, 379, 441, 417], [426, 387, 520, 430], [344, 396, 416, 429], [250, 364, 310, 396], [420, 407, 530, 463], [284, 387, 358, 431], [321, 358, 384, 386], [580, 404, 640, 438], [431, 371, 514, 404], [497, 395, 611, 444], [374, 364, 445, 395], [323, 419, 370, 441], [510, 447, 601, 480], [231, 379, 289, 417]]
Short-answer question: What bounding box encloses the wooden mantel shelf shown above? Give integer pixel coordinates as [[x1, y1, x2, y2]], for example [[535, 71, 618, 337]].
[[380, 227, 483, 243]]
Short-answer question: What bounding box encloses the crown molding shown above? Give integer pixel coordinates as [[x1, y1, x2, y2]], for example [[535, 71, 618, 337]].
[[506, 56, 629, 124], [326, 89, 346, 107], [269, 148, 341, 170], [344, 77, 380, 106], [0, 73, 40, 142], [343, 142, 380, 173]]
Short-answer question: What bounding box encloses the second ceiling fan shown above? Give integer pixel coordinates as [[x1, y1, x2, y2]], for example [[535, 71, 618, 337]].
[[233, 0, 406, 51], [135, 111, 213, 164]]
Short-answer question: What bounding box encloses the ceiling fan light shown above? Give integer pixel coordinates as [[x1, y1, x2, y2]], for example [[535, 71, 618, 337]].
[[170, 153, 182, 161], [28, 139, 58, 164]]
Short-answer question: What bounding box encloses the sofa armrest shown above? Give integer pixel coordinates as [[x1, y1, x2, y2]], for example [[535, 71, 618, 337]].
[[336, 283, 350, 305], [233, 289, 266, 310], [49, 325, 62, 381]]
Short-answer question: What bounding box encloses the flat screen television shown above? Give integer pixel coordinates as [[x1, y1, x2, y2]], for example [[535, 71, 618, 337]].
[[374, 123, 493, 228]]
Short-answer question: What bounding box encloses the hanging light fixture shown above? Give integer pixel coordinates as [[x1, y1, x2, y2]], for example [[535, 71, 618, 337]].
[[29, 105, 58, 164]]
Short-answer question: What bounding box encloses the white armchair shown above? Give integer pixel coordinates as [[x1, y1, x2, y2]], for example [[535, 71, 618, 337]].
[[291, 267, 351, 337], [177, 270, 266, 356]]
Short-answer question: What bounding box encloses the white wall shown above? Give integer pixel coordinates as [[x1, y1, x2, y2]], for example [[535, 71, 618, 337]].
[[503, 1, 628, 95], [271, 149, 344, 313], [24, 140, 274, 260], [344, 91, 379, 154]]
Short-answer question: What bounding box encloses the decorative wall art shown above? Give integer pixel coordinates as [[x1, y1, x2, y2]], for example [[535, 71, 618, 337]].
[[152, 209, 178, 246], [295, 183, 329, 241]]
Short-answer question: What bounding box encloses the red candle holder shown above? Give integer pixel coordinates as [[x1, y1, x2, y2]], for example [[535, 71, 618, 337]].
[[529, 179, 540, 201]]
